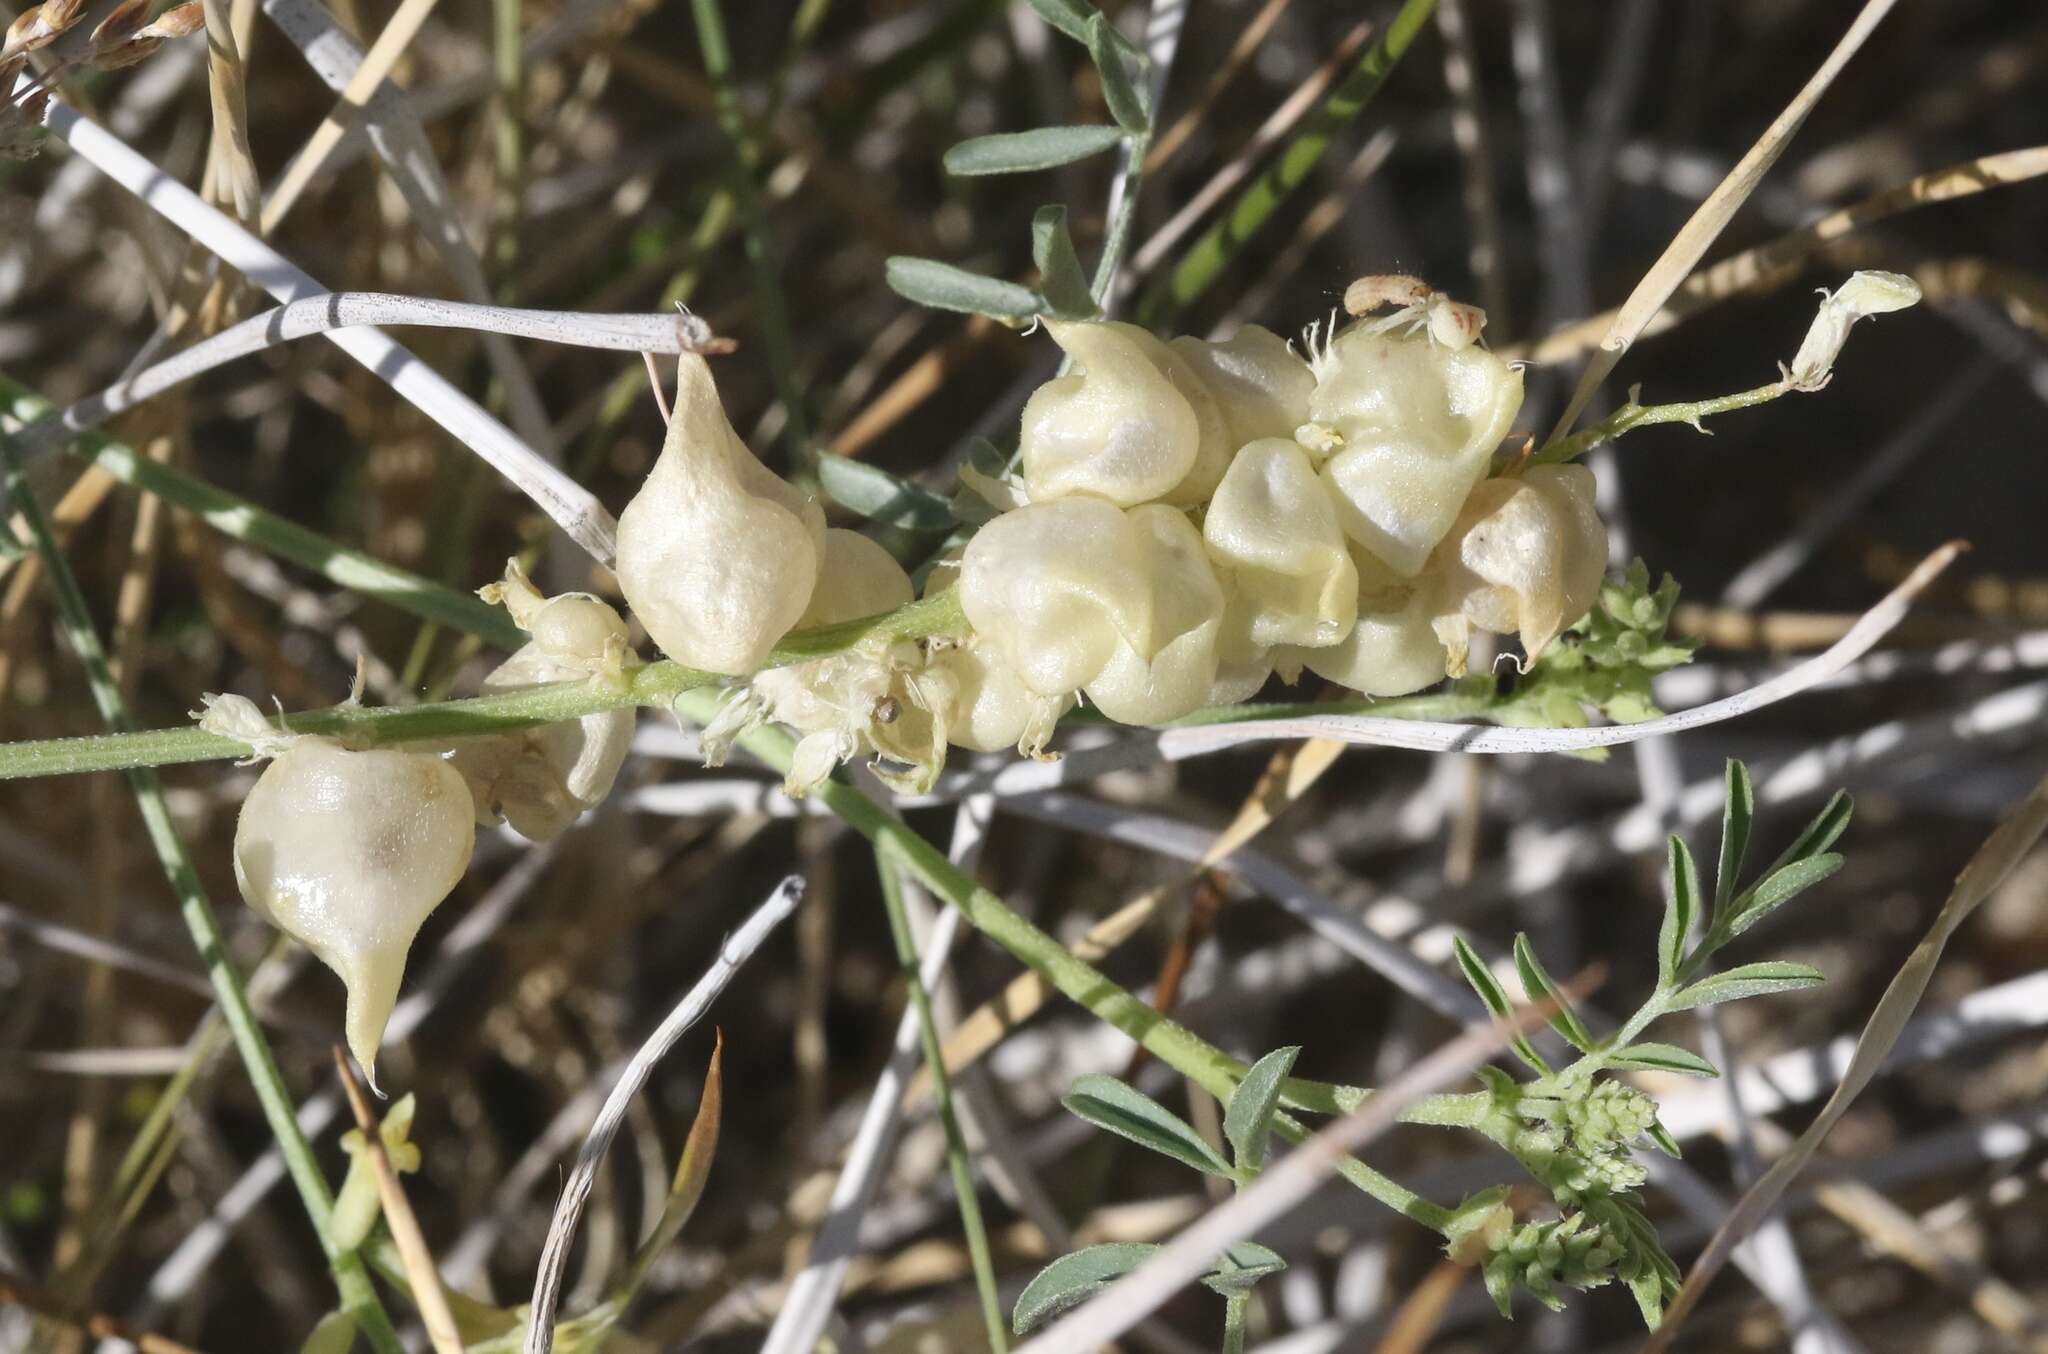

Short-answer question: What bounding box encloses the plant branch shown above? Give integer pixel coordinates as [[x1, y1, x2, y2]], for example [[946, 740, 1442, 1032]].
[[0, 429, 407, 1353], [1527, 378, 1795, 467]]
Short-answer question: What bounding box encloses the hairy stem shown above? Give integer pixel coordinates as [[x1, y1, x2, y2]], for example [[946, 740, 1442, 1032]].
[[1527, 379, 1793, 467]]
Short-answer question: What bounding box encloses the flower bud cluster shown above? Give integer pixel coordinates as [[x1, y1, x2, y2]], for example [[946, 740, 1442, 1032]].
[[1511, 1077, 1658, 1205]]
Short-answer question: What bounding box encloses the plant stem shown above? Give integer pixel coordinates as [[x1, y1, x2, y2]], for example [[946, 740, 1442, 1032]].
[[1527, 379, 1792, 467], [875, 849, 1010, 1353], [0, 590, 967, 780], [1222, 1291, 1250, 1354], [674, 691, 1459, 1234], [0, 430, 407, 1353]]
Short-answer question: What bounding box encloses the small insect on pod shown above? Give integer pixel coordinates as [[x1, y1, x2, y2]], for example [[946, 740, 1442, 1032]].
[[202, 695, 475, 1089], [1201, 436, 1358, 653], [1429, 462, 1609, 673], [1304, 290, 1523, 577], [448, 559, 635, 842], [614, 352, 826, 674]]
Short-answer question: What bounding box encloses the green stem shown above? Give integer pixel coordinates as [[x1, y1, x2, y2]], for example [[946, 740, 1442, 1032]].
[[0, 590, 967, 780], [1135, 0, 1439, 326], [673, 692, 1458, 1234], [0, 430, 406, 1353], [875, 849, 1009, 1354], [688, 0, 813, 481], [0, 370, 523, 648], [1527, 379, 1792, 467], [1222, 1290, 1249, 1354]]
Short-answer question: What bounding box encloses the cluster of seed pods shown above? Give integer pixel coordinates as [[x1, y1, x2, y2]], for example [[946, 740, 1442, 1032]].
[[222, 281, 1617, 1084], [610, 284, 1609, 798]]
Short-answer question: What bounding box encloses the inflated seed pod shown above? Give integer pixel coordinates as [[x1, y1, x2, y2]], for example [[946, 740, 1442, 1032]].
[[615, 353, 825, 673], [209, 696, 474, 1088], [958, 496, 1155, 697], [1147, 338, 1238, 507], [1279, 550, 1448, 697], [1019, 319, 1200, 506], [1083, 505, 1225, 725], [1201, 437, 1358, 651], [1168, 324, 1315, 450], [451, 561, 635, 842], [1306, 323, 1522, 576], [922, 559, 1073, 756], [1430, 463, 1607, 667]]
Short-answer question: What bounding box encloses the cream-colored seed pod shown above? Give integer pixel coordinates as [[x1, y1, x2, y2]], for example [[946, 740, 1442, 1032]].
[[1431, 463, 1607, 666], [1202, 437, 1358, 650], [232, 734, 474, 1087], [958, 496, 1155, 697], [923, 560, 1073, 756], [1019, 319, 1200, 506], [1282, 551, 1448, 697], [615, 353, 825, 673], [1084, 505, 1225, 725], [1169, 324, 1315, 449], [453, 562, 635, 842], [1308, 324, 1522, 575], [1147, 338, 1238, 506]]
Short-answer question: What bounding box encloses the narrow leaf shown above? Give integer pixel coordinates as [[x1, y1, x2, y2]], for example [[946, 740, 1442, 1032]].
[[1087, 14, 1149, 135], [299, 1310, 358, 1354], [1062, 1074, 1233, 1177], [1013, 1242, 1162, 1333], [1626, 1265, 1667, 1330], [1453, 936, 1549, 1075], [816, 454, 954, 531], [1767, 790, 1854, 876], [616, 1032, 724, 1301], [1646, 1120, 1683, 1159], [1728, 852, 1844, 939], [1223, 1046, 1299, 1172], [1713, 759, 1755, 913], [1659, 837, 1700, 984], [1199, 1241, 1287, 1297], [1030, 205, 1098, 320], [1512, 933, 1594, 1052], [1666, 961, 1825, 1012], [1608, 1042, 1719, 1078], [1024, 0, 1100, 44], [885, 257, 1043, 321], [944, 125, 1127, 177]]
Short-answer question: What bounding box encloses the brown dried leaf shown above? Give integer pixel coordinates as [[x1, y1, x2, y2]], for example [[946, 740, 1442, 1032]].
[[136, 2, 203, 39], [88, 0, 148, 48], [3, 7, 53, 60], [91, 34, 160, 69]]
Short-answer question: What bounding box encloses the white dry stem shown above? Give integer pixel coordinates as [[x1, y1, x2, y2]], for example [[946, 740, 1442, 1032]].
[[523, 876, 803, 1353], [13, 293, 714, 453], [35, 100, 620, 563]]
